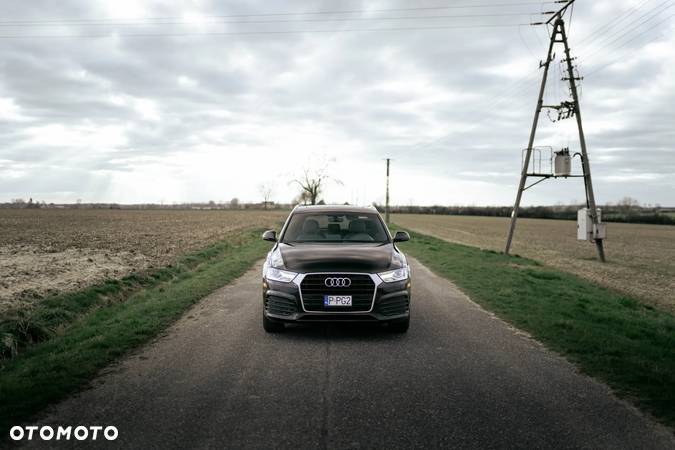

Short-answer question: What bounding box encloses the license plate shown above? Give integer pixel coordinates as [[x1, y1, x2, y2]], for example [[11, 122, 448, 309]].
[[324, 295, 352, 307]]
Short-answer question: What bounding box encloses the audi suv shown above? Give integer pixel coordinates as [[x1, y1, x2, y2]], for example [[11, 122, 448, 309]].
[[261, 205, 411, 333]]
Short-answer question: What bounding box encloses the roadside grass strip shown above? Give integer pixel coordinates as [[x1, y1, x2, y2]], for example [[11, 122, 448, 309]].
[[396, 229, 675, 428], [0, 229, 270, 435]]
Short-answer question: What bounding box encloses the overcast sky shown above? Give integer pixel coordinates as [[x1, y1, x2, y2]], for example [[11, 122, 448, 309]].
[[0, 0, 673, 206]]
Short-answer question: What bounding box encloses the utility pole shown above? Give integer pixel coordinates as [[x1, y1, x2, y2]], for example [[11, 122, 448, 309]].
[[385, 158, 391, 225], [559, 22, 606, 262], [505, 0, 606, 262], [504, 20, 557, 255]]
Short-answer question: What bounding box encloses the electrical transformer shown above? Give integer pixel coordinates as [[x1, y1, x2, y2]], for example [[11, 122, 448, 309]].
[[554, 148, 572, 177]]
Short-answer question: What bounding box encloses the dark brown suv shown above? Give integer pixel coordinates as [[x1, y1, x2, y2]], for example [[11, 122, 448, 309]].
[[260, 205, 411, 333]]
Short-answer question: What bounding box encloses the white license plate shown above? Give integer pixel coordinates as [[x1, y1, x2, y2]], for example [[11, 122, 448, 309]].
[[324, 295, 352, 307]]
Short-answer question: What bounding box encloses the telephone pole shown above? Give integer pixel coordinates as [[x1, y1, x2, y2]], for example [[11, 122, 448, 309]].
[[505, 0, 606, 262], [385, 158, 391, 225]]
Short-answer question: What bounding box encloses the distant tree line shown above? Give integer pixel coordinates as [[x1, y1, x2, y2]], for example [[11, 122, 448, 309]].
[[374, 197, 675, 226], [4, 194, 673, 226], [0, 198, 294, 211]]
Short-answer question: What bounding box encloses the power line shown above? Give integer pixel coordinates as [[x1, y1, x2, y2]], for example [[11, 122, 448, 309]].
[[577, 1, 674, 62], [0, 2, 558, 25], [574, 0, 654, 46], [466, 3, 675, 124], [410, 71, 541, 154], [412, 0, 674, 152], [576, 0, 673, 57], [518, 24, 538, 58], [0, 23, 534, 39], [410, 64, 545, 153], [531, 20, 546, 50], [0, 12, 547, 28], [584, 14, 675, 76], [415, 2, 651, 145]]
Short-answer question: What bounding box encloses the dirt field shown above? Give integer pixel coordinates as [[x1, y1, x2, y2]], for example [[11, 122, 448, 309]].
[[0, 209, 286, 314], [393, 214, 675, 313]]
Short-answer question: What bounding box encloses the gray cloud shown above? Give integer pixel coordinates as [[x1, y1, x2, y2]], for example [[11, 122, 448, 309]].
[[0, 0, 673, 205]]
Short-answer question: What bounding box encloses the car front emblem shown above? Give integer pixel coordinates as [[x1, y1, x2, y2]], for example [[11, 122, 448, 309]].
[[325, 277, 351, 288]]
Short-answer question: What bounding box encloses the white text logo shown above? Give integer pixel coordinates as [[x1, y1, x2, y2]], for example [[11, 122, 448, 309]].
[[10, 425, 118, 441]]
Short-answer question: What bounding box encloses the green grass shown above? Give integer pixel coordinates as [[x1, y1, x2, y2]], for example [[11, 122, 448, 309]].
[[397, 228, 675, 427], [0, 229, 270, 434]]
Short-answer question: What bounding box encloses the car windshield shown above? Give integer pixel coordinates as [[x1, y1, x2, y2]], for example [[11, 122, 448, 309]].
[[281, 212, 390, 243]]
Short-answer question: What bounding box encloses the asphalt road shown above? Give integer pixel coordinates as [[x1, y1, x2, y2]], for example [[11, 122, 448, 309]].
[[27, 259, 674, 449]]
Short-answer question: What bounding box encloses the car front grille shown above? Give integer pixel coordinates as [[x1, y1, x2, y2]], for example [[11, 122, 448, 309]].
[[376, 294, 409, 316], [300, 274, 375, 312], [265, 295, 298, 316]]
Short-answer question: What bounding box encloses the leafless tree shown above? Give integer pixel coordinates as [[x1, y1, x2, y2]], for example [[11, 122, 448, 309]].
[[291, 162, 342, 205], [258, 183, 275, 209], [617, 196, 640, 216], [293, 190, 312, 205]]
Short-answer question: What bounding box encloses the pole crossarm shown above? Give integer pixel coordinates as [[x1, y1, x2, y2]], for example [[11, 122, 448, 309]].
[[530, 0, 575, 26], [546, 0, 576, 25]]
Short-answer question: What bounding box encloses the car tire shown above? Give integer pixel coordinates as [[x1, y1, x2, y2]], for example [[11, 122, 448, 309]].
[[388, 317, 410, 333], [263, 312, 285, 333]]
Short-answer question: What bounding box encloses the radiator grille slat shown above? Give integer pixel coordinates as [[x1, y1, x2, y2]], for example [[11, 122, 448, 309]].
[[301, 274, 375, 312]]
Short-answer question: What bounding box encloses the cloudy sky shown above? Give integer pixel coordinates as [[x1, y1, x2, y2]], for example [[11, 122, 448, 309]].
[[0, 0, 673, 206]]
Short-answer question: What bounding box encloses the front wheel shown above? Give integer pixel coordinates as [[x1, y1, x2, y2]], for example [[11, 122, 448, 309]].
[[263, 312, 285, 333], [388, 316, 410, 333]]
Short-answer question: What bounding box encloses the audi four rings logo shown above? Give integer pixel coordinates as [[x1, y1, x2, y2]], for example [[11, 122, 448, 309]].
[[325, 277, 351, 287]]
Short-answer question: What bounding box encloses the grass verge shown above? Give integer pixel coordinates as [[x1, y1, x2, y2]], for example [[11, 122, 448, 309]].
[[397, 228, 675, 427], [0, 228, 269, 434]]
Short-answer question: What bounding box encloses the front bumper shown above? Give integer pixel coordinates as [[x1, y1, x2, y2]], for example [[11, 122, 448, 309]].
[[262, 273, 411, 323]]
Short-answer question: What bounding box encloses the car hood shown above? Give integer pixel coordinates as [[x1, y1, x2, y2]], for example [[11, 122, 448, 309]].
[[278, 242, 398, 273]]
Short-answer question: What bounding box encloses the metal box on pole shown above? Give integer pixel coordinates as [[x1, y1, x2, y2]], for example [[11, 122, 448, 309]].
[[578, 208, 606, 241]]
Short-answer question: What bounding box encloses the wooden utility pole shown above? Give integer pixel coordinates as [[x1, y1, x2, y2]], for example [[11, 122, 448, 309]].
[[559, 21, 606, 262], [385, 158, 391, 225], [505, 0, 606, 262], [504, 21, 557, 255]]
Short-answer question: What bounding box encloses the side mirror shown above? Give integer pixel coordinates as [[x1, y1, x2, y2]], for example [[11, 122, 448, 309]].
[[262, 230, 277, 242], [393, 231, 410, 243]]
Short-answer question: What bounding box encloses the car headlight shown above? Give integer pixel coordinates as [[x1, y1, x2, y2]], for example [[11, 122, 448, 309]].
[[264, 248, 298, 283], [378, 267, 409, 283], [269, 248, 284, 268], [266, 267, 298, 283]]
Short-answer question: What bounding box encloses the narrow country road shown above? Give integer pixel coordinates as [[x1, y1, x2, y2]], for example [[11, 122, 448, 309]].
[[27, 259, 674, 449]]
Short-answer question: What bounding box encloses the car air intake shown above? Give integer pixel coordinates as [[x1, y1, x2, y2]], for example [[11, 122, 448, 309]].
[[265, 295, 298, 316], [376, 293, 409, 316], [300, 274, 375, 312]]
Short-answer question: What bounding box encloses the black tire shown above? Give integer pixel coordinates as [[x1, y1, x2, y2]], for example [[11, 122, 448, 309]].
[[263, 312, 285, 333], [388, 316, 410, 333]]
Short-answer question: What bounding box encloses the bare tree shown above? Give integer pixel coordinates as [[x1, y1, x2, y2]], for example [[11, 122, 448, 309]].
[[293, 190, 312, 205], [258, 183, 275, 209], [291, 162, 342, 205], [617, 196, 640, 216]]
